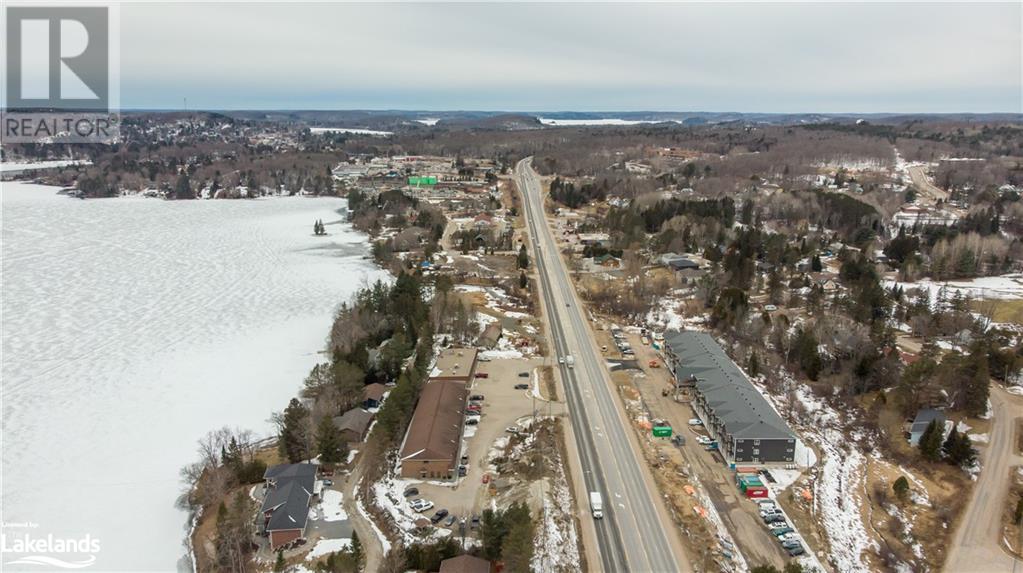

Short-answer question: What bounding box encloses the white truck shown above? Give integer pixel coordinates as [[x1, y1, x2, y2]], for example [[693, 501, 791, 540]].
[[589, 491, 603, 519], [565, 355, 575, 369]]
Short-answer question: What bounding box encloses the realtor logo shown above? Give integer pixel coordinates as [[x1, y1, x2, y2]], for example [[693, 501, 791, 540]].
[[2, 4, 119, 143], [6, 7, 109, 110]]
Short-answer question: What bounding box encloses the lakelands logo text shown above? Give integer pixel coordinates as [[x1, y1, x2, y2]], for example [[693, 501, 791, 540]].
[[2, 4, 119, 143], [2, 532, 101, 569]]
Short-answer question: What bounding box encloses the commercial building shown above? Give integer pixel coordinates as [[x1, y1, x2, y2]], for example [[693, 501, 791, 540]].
[[398, 378, 469, 479], [664, 331, 797, 465], [430, 347, 479, 382]]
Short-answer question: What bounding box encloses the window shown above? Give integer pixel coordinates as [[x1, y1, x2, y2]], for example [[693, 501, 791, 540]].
[[753, 448, 760, 455], [753, 440, 760, 446]]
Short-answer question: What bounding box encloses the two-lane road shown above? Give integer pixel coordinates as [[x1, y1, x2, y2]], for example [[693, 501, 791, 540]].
[[516, 158, 689, 572]]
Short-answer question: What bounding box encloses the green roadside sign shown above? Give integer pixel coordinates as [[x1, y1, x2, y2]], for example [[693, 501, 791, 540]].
[[652, 426, 672, 438]]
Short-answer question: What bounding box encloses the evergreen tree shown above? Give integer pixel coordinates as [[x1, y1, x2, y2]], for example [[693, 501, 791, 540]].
[[317, 416, 344, 464], [942, 425, 960, 461], [274, 551, 286, 572], [892, 476, 909, 501], [918, 419, 943, 462], [174, 172, 194, 200], [519, 271, 528, 290], [350, 530, 363, 567], [517, 243, 529, 269], [279, 398, 311, 463], [811, 254, 823, 272], [748, 351, 760, 378]]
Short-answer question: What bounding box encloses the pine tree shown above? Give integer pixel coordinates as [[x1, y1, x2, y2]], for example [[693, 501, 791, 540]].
[[274, 550, 286, 572], [518, 271, 528, 290], [942, 425, 960, 461], [811, 254, 823, 272], [892, 476, 909, 501], [279, 398, 311, 463], [350, 530, 363, 566], [517, 243, 529, 269], [174, 172, 194, 200], [918, 419, 943, 462], [748, 351, 760, 378], [317, 416, 344, 464]]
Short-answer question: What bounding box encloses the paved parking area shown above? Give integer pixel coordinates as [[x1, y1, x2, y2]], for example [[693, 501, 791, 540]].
[[404, 355, 563, 528]]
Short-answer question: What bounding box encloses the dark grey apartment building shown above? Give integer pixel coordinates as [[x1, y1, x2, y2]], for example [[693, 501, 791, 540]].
[[664, 330, 797, 465]]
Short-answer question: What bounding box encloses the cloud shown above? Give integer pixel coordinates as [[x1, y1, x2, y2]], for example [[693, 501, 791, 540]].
[[118, 2, 1022, 112]]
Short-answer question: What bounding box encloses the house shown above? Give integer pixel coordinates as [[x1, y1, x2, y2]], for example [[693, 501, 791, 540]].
[[260, 463, 318, 549], [663, 331, 797, 464], [667, 258, 700, 272], [363, 383, 388, 409], [477, 322, 502, 348], [908, 408, 946, 446], [578, 232, 611, 247], [439, 554, 491, 573], [592, 253, 620, 268], [398, 378, 469, 479], [333, 408, 375, 443]]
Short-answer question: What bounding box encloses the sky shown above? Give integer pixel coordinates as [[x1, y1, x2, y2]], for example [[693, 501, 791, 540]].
[[116, 2, 1022, 113]]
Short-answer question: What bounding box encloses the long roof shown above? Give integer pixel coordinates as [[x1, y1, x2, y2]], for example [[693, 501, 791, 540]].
[[260, 463, 315, 532], [333, 408, 374, 435], [666, 330, 795, 442], [399, 378, 467, 462]]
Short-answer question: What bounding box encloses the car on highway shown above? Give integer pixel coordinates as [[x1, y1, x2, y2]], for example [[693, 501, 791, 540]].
[[688, 418, 704, 426], [514, 383, 529, 390], [431, 509, 449, 524]]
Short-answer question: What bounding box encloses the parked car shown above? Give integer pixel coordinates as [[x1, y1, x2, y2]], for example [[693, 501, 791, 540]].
[[465, 418, 479, 426], [404, 487, 419, 497], [458, 465, 467, 477], [411, 499, 434, 513], [321, 479, 334, 487], [474, 372, 489, 379], [470, 515, 480, 529], [763, 514, 785, 524], [786, 545, 805, 557], [764, 304, 778, 312], [778, 532, 800, 543], [514, 383, 529, 390], [781, 539, 803, 550], [431, 509, 449, 524], [467, 404, 482, 412], [506, 426, 520, 434], [445, 514, 457, 527], [759, 508, 781, 518], [470, 394, 485, 401], [518, 372, 530, 378], [558, 357, 565, 364], [771, 527, 794, 537], [688, 418, 704, 426], [478, 355, 491, 362], [460, 455, 469, 465]]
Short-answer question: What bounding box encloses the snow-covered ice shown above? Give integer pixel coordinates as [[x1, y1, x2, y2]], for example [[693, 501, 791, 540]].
[[1, 182, 387, 570]]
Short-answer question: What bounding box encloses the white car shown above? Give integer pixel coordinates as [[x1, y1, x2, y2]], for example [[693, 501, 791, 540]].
[[696, 436, 713, 445], [478, 355, 491, 362], [778, 532, 799, 542], [688, 418, 703, 426], [411, 499, 434, 513], [558, 357, 565, 364], [768, 521, 789, 531], [505, 426, 520, 434], [759, 508, 781, 518]]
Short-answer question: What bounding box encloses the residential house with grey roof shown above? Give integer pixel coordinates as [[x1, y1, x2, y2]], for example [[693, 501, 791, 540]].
[[664, 331, 797, 464], [260, 463, 318, 549]]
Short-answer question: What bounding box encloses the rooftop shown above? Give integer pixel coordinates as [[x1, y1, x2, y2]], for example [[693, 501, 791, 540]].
[[665, 331, 795, 442], [433, 347, 478, 380], [399, 378, 468, 462]]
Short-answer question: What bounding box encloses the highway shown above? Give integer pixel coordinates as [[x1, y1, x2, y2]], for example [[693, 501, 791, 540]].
[[515, 158, 687, 572]]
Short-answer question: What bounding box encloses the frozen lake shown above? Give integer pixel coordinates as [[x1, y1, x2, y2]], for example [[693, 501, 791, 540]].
[[1, 182, 387, 570]]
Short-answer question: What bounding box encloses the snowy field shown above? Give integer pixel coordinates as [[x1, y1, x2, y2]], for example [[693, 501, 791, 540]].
[[1, 182, 387, 570], [309, 127, 393, 136], [885, 274, 1023, 301], [536, 117, 681, 126], [0, 159, 89, 173]]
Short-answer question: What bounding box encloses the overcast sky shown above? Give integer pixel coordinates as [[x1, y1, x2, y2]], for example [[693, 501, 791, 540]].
[[118, 2, 1022, 113]]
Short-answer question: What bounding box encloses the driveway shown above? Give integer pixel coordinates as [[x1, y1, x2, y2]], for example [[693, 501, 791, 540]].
[[945, 383, 1023, 572]]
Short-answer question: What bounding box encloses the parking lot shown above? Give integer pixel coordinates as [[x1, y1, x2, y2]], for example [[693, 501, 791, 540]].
[[400, 355, 560, 528]]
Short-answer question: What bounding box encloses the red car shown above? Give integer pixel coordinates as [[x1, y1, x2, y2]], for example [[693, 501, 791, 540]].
[[474, 372, 489, 379], [467, 404, 482, 412]]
